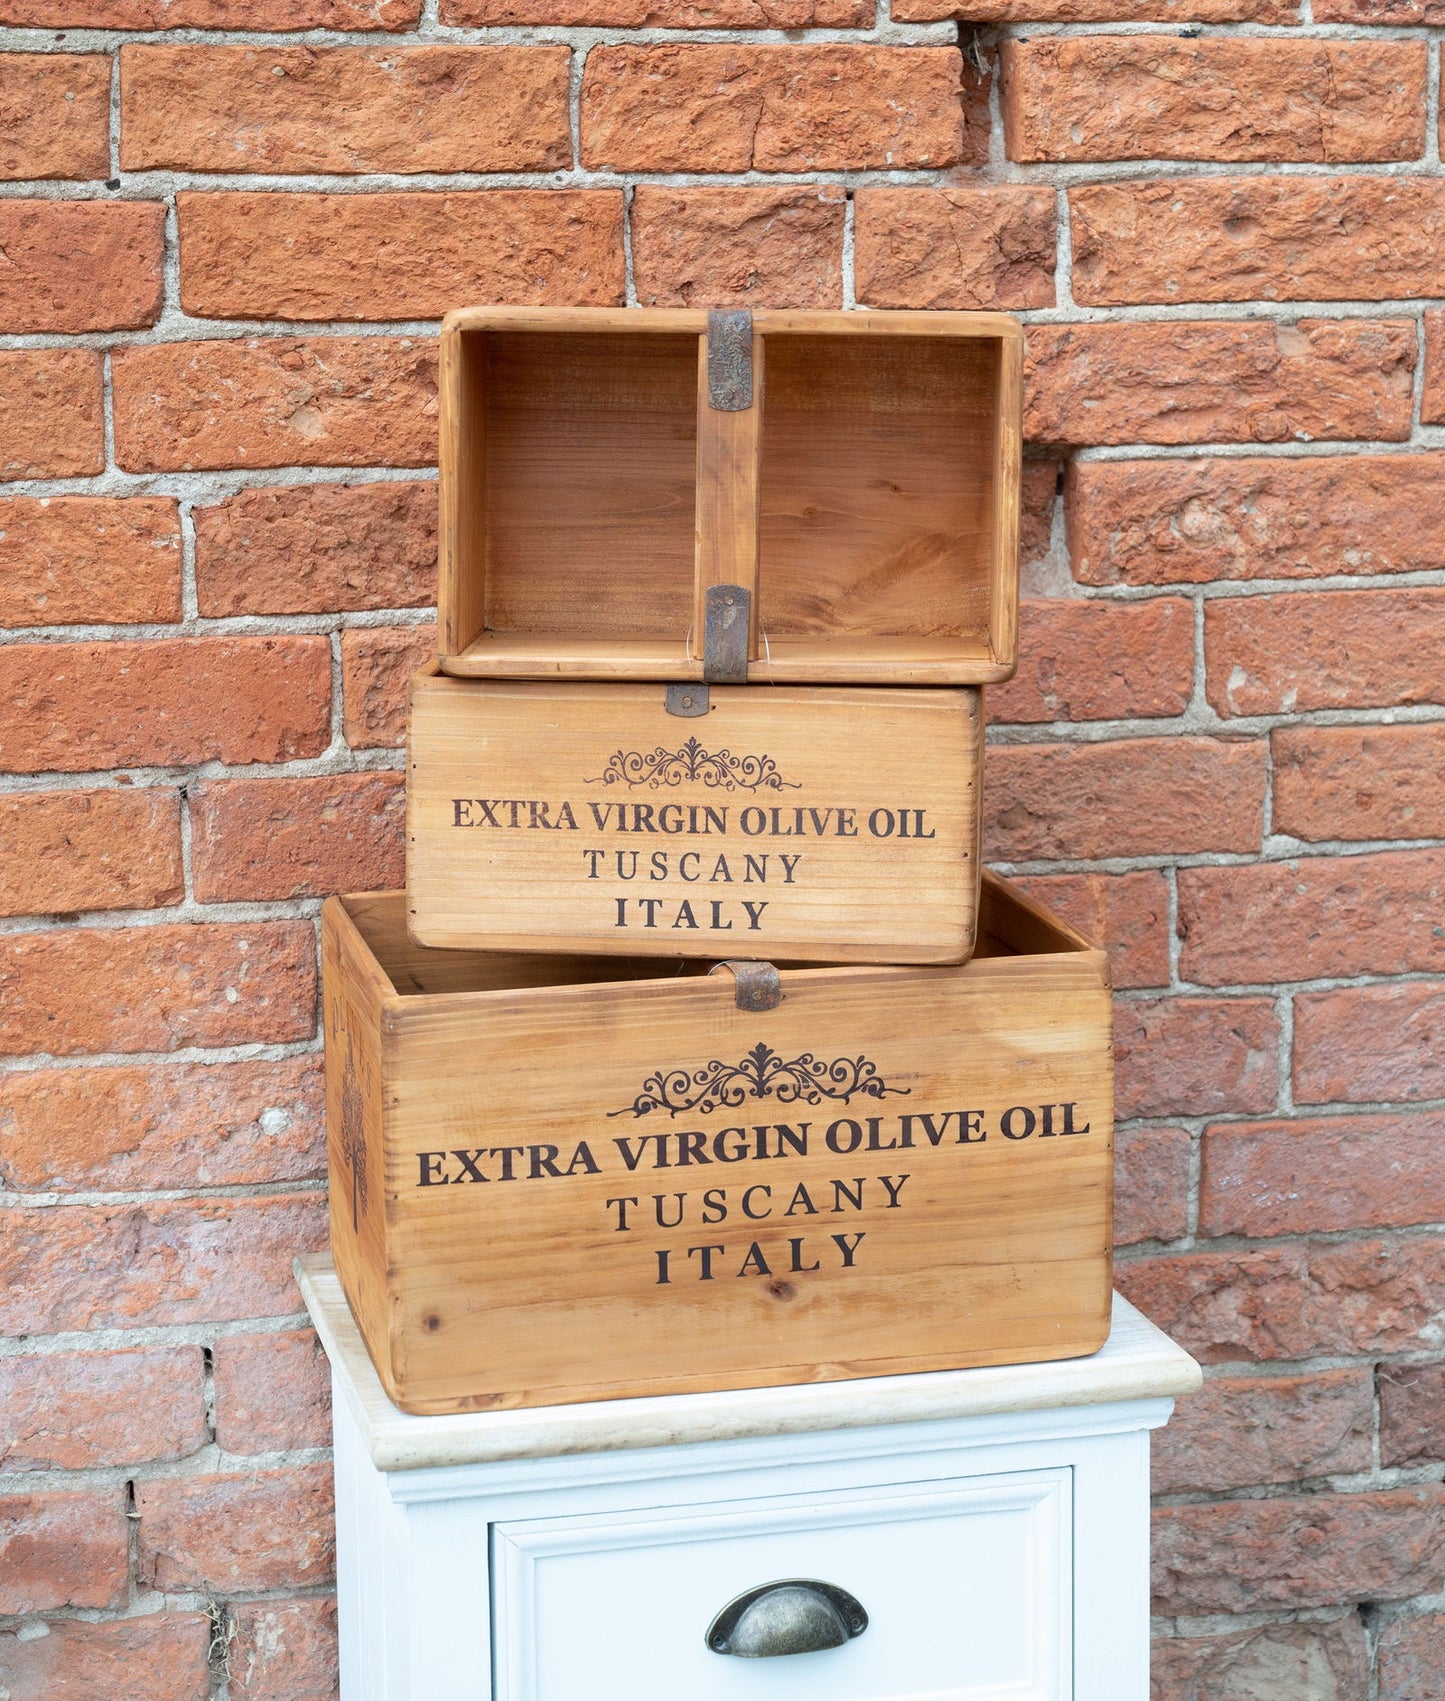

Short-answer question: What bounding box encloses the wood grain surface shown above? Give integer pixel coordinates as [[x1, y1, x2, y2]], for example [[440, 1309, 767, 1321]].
[[407, 671, 983, 964], [437, 306, 1022, 685], [323, 873, 1114, 1415]]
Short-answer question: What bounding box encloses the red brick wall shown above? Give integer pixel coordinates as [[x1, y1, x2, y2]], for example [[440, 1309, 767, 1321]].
[[0, 0, 1441, 1692]]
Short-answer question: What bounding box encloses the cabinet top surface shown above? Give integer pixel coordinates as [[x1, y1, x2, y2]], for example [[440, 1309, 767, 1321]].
[[297, 1256, 1201, 1475]]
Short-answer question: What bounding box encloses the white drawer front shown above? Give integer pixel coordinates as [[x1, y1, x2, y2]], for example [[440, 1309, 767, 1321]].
[[492, 1469, 1071, 1701]]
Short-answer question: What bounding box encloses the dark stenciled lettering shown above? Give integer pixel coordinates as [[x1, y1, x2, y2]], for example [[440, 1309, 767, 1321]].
[[415, 1142, 601, 1185], [613, 1125, 809, 1170], [583, 849, 801, 885], [601, 1175, 908, 1231], [454, 799, 944, 841], [451, 798, 581, 830], [653, 1232, 867, 1284], [1001, 1102, 1092, 1141], [415, 1107, 1093, 1192], [612, 897, 767, 931], [897, 1110, 986, 1146]]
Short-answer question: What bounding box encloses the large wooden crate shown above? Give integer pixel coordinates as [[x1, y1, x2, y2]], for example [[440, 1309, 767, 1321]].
[[407, 668, 983, 965], [438, 307, 1022, 686], [323, 873, 1113, 1416]]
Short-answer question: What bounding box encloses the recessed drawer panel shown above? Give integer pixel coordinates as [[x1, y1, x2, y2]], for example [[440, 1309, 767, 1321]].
[[492, 1469, 1070, 1701]]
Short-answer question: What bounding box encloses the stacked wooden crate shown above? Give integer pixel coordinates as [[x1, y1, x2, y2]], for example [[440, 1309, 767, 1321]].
[[322, 308, 1115, 1416]]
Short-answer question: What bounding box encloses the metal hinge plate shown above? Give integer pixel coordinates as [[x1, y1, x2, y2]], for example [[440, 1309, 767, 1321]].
[[665, 683, 710, 717]]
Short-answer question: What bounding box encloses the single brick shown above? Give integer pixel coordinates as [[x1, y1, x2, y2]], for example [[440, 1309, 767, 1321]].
[[581, 45, 963, 173], [984, 737, 1266, 862], [1295, 981, 1445, 1105], [0, 201, 163, 333], [1178, 851, 1445, 986], [0, 789, 182, 917], [0, 1057, 324, 1191], [1205, 587, 1445, 716], [1020, 461, 1059, 583], [1074, 177, 1445, 307], [1153, 1369, 1374, 1494], [196, 481, 434, 617], [213, 1330, 331, 1454], [1003, 37, 1424, 164], [1025, 319, 1414, 447], [0, 349, 104, 480], [1378, 1614, 1445, 1699], [1151, 1615, 1369, 1701], [1413, 310, 1445, 424], [990, 597, 1192, 724], [853, 186, 1056, 310], [1114, 1124, 1191, 1244], [1380, 1364, 1445, 1469], [121, 45, 570, 174], [897, 0, 1294, 19], [179, 190, 624, 322], [0, 1614, 212, 1701], [136, 1465, 334, 1593], [1121, 1235, 1445, 1362], [1067, 454, 1445, 585], [0, 636, 331, 772], [0, 1491, 128, 1612], [0, 920, 317, 1057], [341, 624, 435, 750], [1317, 0, 1445, 14], [190, 772, 405, 902], [1114, 996, 1279, 1120], [1153, 1487, 1445, 1614], [1203, 1114, 1445, 1238], [113, 337, 437, 474], [227, 1598, 338, 1701], [1274, 723, 1445, 843], [1012, 868, 1171, 991], [1, 0, 418, 22], [0, 496, 181, 627], [447, 0, 869, 22], [0, 1194, 327, 1334], [633, 186, 844, 309], [0, 1346, 206, 1471], [0, 53, 110, 181]]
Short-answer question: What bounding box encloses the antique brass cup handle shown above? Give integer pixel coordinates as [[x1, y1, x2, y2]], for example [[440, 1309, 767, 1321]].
[[706, 1579, 868, 1659]]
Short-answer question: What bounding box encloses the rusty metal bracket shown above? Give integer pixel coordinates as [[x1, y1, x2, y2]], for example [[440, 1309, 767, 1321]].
[[703, 583, 750, 684], [707, 309, 754, 411], [665, 683, 710, 717], [709, 959, 783, 1013]]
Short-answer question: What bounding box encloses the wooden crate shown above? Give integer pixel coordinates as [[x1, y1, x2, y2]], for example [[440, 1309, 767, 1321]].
[[407, 668, 983, 965], [438, 307, 1022, 686], [323, 873, 1113, 1416]]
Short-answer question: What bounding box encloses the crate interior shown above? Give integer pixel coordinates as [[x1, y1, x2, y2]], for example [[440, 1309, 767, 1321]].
[[469, 329, 698, 649], [347, 882, 1084, 1001], [758, 334, 1002, 669]]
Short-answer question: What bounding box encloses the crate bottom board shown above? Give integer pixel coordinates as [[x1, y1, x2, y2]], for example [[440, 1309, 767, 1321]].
[[356, 1303, 1114, 1418]]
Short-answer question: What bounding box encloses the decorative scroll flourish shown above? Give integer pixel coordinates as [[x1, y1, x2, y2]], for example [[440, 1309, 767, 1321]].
[[587, 736, 800, 793], [341, 1046, 369, 1230], [609, 1042, 911, 1119]]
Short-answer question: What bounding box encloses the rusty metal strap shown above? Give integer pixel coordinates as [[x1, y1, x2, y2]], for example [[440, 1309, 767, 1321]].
[[709, 959, 783, 1012], [707, 309, 754, 411], [703, 583, 750, 684]]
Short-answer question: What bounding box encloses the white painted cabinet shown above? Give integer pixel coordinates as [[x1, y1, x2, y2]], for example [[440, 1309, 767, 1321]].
[[299, 1258, 1199, 1701]]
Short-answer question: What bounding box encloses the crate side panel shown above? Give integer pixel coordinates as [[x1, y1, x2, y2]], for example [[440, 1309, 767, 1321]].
[[407, 677, 982, 965], [380, 947, 1112, 1414]]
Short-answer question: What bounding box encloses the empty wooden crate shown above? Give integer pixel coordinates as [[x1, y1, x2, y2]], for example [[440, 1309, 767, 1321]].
[[407, 669, 983, 965], [323, 873, 1113, 1416], [438, 307, 1022, 686]]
